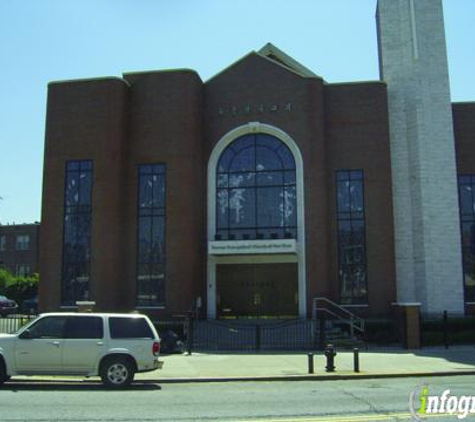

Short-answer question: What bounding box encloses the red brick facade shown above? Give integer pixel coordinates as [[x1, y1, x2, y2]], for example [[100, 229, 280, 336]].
[[39, 49, 474, 318], [0, 223, 40, 277]]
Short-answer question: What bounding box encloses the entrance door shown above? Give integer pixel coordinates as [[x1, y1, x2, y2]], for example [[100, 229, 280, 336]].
[[217, 263, 298, 318]]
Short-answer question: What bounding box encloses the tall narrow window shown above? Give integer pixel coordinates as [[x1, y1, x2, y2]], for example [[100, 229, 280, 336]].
[[137, 164, 166, 307], [458, 175, 475, 303], [336, 170, 367, 305], [216, 133, 297, 240], [61, 160, 93, 306], [0, 235, 6, 252]]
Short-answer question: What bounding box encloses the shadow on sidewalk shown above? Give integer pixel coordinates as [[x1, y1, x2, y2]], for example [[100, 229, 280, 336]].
[[2, 379, 162, 392]]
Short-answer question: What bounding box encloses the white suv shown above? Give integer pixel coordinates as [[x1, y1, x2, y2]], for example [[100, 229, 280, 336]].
[[0, 312, 163, 388]]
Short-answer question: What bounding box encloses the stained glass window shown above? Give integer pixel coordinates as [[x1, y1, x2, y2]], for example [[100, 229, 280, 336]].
[[61, 160, 93, 306], [137, 164, 166, 306], [216, 134, 297, 240], [336, 170, 367, 305]]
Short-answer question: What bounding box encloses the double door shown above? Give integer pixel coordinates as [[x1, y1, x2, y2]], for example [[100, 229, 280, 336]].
[[217, 263, 298, 318]]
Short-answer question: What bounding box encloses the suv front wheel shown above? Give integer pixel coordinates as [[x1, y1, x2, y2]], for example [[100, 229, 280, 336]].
[[100, 356, 135, 389]]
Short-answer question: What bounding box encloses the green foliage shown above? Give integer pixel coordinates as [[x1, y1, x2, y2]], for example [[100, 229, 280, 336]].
[[0, 269, 14, 291], [0, 269, 39, 304]]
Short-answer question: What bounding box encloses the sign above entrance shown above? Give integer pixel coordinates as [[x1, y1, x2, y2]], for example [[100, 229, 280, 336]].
[[217, 102, 293, 118], [208, 239, 297, 255]]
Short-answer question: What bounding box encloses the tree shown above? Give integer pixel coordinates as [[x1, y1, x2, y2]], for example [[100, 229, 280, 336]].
[[0, 269, 14, 292], [0, 269, 39, 304]]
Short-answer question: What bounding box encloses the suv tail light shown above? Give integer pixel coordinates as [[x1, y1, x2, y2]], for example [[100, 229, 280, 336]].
[[152, 341, 160, 356]]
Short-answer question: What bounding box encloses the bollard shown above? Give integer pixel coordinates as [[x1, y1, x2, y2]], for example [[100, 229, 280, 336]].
[[324, 344, 336, 372], [308, 352, 314, 374], [353, 347, 360, 373], [186, 311, 194, 355]]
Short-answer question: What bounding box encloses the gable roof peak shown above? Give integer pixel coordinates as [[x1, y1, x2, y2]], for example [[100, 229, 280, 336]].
[[257, 43, 319, 78], [206, 43, 321, 84]]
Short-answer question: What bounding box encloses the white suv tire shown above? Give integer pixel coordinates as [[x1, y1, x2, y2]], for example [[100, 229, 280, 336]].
[[100, 356, 135, 389]]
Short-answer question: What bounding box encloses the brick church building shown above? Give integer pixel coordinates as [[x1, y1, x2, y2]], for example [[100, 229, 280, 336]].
[[39, 0, 475, 319]]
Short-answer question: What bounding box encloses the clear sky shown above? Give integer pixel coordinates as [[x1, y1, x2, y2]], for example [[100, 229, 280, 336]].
[[0, 0, 474, 225]]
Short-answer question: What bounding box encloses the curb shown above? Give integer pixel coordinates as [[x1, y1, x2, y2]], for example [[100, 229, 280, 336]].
[[8, 371, 475, 386], [150, 370, 475, 384]]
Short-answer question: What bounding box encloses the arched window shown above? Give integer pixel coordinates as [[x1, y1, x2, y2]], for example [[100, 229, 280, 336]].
[[215, 133, 297, 240]]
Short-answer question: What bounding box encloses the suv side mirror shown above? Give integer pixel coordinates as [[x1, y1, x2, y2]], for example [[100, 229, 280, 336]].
[[19, 329, 33, 340]]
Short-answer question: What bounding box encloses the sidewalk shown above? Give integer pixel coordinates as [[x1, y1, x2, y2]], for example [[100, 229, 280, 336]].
[[136, 346, 475, 383]]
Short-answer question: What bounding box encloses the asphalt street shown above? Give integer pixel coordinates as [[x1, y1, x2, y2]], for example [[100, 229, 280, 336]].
[[0, 375, 474, 421]]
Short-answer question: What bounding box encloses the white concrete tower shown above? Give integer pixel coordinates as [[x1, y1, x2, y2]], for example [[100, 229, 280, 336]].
[[376, 0, 464, 314]]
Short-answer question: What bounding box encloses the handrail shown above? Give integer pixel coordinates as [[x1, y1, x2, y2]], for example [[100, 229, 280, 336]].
[[312, 297, 365, 336]]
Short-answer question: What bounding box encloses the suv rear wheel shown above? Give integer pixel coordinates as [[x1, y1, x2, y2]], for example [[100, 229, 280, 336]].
[[100, 356, 135, 389]]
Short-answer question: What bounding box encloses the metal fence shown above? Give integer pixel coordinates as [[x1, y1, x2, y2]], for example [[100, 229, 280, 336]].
[[154, 317, 367, 352], [420, 312, 475, 348], [0, 315, 37, 334], [187, 319, 317, 351]]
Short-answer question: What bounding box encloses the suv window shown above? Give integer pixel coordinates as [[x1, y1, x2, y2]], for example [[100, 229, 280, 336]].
[[28, 316, 68, 339], [109, 317, 154, 339], [64, 316, 103, 339]]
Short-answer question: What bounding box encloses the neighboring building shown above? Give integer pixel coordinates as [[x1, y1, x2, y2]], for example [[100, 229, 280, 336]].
[[0, 223, 40, 277], [39, 0, 475, 318]]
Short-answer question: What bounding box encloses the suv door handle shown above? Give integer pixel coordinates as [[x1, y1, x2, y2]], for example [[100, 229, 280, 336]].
[[96, 341, 104, 346], [51, 341, 60, 348]]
